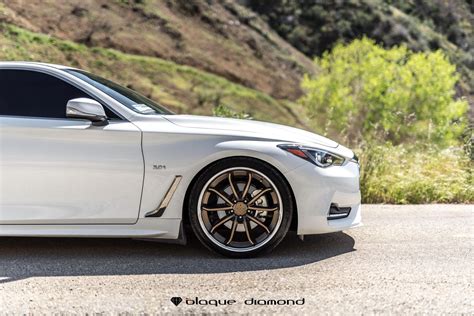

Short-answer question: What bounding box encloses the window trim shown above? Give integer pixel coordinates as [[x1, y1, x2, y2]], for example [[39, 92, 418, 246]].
[[0, 67, 127, 121]]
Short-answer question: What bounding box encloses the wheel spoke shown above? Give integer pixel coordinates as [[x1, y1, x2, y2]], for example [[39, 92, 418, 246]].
[[202, 206, 233, 212], [242, 172, 252, 200], [243, 218, 254, 245], [248, 206, 279, 212], [247, 215, 270, 233], [226, 218, 238, 245], [228, 172, 239, 200], [210, 215, 234, 233], [208, 188, 233, 206], [248, 188, 272, 206]]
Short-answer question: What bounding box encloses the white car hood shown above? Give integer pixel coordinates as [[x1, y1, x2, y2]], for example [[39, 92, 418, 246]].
[[165, 115, 339, 148]]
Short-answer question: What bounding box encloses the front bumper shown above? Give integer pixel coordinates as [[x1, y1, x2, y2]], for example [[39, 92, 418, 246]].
[[284, 160, 362, 235]]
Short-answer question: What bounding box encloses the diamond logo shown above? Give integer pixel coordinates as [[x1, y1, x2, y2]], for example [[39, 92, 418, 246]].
[[170, 297, 183, 306]]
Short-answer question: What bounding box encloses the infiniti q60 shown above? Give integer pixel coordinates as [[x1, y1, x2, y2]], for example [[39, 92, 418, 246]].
[[0, 62, 361, 257]]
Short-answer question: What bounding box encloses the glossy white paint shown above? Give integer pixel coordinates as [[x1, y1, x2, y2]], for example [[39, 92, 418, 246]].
[[165, 115, 339, 148], [0, 62, 361, 240], [0, 116, 143, 224]]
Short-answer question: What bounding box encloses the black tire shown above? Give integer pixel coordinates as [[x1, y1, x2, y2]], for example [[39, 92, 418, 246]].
[[188, 157, 293, 258]]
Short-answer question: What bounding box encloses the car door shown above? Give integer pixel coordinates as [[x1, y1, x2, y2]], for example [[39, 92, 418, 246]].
[[0, 69, 143, 224]]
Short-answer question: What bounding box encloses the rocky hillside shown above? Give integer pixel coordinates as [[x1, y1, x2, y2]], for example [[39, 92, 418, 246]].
[[0, 0, 314, 100]]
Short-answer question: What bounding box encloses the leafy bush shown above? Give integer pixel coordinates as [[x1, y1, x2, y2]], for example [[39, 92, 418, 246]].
[[212, 104, 252, 120], [300, 38, 468, 146], [359, 144, 473, 203]]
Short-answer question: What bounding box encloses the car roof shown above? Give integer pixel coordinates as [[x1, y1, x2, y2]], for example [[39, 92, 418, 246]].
[[0, 61, 76, 70]]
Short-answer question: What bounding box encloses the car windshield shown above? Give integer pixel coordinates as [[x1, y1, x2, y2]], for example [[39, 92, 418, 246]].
[[65, 69, 174, 115]]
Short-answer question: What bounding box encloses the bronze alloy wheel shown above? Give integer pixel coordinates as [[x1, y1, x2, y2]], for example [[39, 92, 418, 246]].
[[197, 167, 283, 252]]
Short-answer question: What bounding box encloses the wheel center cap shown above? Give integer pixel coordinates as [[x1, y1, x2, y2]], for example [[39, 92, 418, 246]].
[[233, 202, 248, 216]]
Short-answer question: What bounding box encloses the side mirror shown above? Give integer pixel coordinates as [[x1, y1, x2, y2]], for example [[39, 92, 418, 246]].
[[66, 98, 108, 126]]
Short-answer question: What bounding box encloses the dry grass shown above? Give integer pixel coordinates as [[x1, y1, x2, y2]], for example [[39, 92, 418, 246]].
[[359, 144, 473, 204]]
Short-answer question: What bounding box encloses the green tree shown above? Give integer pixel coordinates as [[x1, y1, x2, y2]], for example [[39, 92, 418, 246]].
[[300, 38, 468, 145]]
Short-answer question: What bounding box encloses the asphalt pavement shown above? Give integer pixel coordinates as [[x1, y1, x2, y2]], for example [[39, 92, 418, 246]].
[[0, 204, 472, 314]]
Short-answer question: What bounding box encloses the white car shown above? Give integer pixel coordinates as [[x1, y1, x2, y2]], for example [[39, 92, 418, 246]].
[[0, 62, 361, 257]]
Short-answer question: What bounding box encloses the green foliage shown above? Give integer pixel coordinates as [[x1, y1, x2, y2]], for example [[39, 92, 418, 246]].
[[115, 0, 146, 6], [462, 126, 473, 160], [300, 38, 468, 145], [212, 104, 252, 120], [359, 144, 473, 203], [387, 0, 473, 52]]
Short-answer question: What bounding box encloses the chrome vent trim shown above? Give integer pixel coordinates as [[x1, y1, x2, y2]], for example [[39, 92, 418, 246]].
[[145, 175, 182, 218]]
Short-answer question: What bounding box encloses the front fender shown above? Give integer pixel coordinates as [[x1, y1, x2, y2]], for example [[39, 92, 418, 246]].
[[138, 135, 305, 220]]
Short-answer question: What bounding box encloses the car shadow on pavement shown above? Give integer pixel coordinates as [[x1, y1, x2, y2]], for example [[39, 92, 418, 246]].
[[0, 232, 355, 284]]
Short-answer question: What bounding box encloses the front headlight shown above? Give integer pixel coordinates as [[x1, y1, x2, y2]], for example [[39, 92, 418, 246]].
[[277, 144, 346, 168]]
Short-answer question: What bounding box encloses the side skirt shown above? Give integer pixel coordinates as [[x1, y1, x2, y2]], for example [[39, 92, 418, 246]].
[[0, 218, 181, 239]]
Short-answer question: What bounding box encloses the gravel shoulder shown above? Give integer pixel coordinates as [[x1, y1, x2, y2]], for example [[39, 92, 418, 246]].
[[0, 205, 472, 314]]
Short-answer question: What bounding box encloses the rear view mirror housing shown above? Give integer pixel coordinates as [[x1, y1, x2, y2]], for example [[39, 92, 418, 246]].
[[66, 98, 108, 126]]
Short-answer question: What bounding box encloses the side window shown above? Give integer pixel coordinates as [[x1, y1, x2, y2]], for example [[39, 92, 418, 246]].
[[0, 69, 120, 120]]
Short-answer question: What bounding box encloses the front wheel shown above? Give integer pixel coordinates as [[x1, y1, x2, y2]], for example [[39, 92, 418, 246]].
[[188, 157, 293, 258]]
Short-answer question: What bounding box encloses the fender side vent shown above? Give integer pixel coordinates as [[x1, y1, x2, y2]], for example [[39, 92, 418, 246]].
[[145, 175, 182, 217], [327, 203, 351, 220]]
